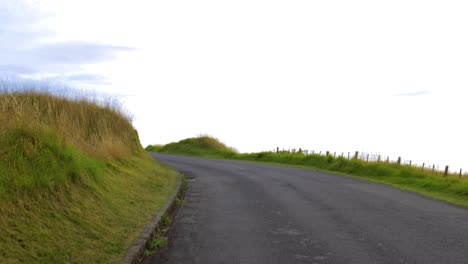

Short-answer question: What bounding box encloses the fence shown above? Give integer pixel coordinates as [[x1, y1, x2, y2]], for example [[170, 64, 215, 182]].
[[272, 147, 466, 178]]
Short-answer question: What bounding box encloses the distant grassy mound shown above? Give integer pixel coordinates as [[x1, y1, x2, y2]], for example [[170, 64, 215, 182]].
[[0, 89, 177, 263], [146, 136, 237, 157]]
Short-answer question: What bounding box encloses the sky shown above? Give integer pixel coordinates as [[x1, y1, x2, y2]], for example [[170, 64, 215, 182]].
[[1, 0, 468, 171]]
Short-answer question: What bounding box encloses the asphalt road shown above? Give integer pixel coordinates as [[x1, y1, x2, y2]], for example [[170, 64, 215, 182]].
[[148, 154, 468, 264]]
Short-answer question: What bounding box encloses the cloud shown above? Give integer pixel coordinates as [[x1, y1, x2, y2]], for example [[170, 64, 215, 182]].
[[0, 2, 133, 85], [395, 91, 430, 97], [0, 2, 52, 49], [0, 64, 37, 75], [32, 41, 135, 65], [64, 73, 110, 84], [45, 73, 111, 85]]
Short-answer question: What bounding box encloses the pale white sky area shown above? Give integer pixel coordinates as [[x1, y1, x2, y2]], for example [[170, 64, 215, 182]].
[[1, 0, 468, 171]]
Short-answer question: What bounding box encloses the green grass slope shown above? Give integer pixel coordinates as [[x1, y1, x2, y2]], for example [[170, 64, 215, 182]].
[[149, 137, 468, 207], [146, 136, 237, 158], [0, 90, 177, 263]]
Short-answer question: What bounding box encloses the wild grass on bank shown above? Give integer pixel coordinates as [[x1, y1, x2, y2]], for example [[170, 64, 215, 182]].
[[0, 155, 178, 264], [0, 87, 178, 263], [149, 137, 468, 207], [0, 89, 140, 159], [0, 89, 143, 197]]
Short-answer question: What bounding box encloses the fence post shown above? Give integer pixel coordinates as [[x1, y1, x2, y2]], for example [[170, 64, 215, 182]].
[[319, 151, 322, 155], [366, 154, 369, 162], [342, 152, 344, 157], [432, 164, 435, 174], [276, 147, 279, 153], [305, 150, 308, 155], [333, 152, 336, 158], [354, 151, 359, 159], [377, 155, 381, 162], [460, 169, 463, 178], [422, 163, 425, 171], [386, 156, 390, 163], [444, 166, 449, 177], [312, 150, 314, 155], [409, 160, 412, 167], [348, 152, 350, 159], [326, 151, 329, 156], [397, 157, 401, 165]]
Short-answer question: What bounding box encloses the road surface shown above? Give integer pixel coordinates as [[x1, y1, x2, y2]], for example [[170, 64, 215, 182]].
[[148, 154, 468, 264]]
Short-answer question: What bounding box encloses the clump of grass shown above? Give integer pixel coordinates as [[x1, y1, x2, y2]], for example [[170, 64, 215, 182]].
[[144, 237, 168, 257], [143, 213, 172, 257]]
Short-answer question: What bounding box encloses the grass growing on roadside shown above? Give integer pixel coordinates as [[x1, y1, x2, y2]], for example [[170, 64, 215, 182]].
[[142, 175, 187, 260], [143, 213, 171, 257], [0, 88, 178, 263], [149, 137, 468, 207]]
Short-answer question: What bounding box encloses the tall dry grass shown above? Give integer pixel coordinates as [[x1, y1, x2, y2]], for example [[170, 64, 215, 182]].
[[0, 89, 141, 160]]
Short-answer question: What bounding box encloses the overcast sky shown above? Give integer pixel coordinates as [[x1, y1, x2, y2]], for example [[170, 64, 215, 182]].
[[2, 0, 468, 171]]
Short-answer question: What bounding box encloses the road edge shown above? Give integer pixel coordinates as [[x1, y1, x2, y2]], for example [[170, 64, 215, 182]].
[[121, 169, 183, 264]]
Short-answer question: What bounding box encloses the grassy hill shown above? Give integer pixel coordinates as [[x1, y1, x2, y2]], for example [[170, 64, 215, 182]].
[[148, 136, 468, 207], [0, 89, 178, 263], [146, 136, 237, 158]]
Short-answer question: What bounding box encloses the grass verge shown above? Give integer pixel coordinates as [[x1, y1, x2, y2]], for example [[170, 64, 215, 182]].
[[149, 136, 468, 207]]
